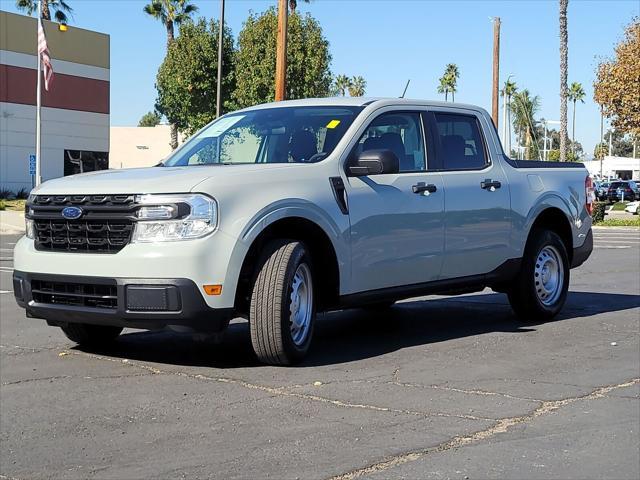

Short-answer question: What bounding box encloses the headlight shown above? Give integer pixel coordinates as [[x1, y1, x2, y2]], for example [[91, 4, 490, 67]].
[[25, 218, 35, 239], [131, 193, 218, 243]]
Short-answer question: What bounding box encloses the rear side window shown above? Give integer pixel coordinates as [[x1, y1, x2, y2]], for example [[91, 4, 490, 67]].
[[433, 113, 488, 170]]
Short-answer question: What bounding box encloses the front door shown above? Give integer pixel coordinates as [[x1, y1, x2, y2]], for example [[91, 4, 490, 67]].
[[428, 110, 512, 279], [345, 110, 445, 293]]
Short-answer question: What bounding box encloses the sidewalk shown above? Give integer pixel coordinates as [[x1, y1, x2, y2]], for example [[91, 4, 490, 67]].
[[0, 210, 25, 235]]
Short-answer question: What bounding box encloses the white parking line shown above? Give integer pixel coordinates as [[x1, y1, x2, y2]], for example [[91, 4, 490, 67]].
[[0, 290, 11, 294], [594, 246, 631, 249], [0, 267, 14, 272]]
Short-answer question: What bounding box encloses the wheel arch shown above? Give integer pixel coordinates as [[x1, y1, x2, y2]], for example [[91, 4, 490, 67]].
[[234, 216, 342, 314], [527, 207, 574, 263]]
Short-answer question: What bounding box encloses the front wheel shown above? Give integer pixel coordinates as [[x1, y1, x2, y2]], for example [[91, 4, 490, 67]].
[[249, 240, 316, 365], [508, 229, 569, 322], [60, 323, 123, 346]]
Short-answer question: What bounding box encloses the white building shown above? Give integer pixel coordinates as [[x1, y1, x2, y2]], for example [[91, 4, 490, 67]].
[[109, 125, 180, 169], [584, 156, 640, 181]]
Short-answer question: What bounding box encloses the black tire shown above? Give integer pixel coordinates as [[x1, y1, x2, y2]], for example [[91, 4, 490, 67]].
[[60, 323, 123, 346], [508, 229, 570, 323], [249, 240, 316, 365]]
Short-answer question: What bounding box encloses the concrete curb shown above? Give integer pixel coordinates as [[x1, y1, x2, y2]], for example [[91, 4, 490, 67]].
[[0, 210, 26, 235]]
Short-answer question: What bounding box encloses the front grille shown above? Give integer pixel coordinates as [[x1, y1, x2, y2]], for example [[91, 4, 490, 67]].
[[28, 194, 137, 253], [31, 279, 118, 309]]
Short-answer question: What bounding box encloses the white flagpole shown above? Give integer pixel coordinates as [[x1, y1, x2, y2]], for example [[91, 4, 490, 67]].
[[35, 0, 42, 187]]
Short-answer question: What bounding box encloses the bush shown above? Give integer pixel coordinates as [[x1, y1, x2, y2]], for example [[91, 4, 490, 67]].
[[0, 199, 5, 211], [592, 202, 606, 223], [0, 188, 14, 199], [594, 218, 640, 227], [15, 188, 29, 199]]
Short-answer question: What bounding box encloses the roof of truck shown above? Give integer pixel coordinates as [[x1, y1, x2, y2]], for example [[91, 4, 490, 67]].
[[235, 97, 487, 113]]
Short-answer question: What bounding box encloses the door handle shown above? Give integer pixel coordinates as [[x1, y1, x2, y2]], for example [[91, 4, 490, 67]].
[[412, 182, 437, 194], [481, 179, 501, 191]]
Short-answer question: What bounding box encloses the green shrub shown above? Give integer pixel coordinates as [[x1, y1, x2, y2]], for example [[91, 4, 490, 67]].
[[0, 200, 5, 211], [592, 202, 606, 223], [594, 218, 640, 227]]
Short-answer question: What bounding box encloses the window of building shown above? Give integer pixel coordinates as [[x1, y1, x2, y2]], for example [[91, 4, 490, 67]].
[[64, 150, 109, 176]]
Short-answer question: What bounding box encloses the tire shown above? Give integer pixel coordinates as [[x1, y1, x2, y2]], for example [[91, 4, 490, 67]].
[[60, 323, 123, 346], [508, 229, 569, 322], [249, 240, 316, 365]]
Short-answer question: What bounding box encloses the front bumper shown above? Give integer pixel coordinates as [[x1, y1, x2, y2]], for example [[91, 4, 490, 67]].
[[13, 271, 233, 332]]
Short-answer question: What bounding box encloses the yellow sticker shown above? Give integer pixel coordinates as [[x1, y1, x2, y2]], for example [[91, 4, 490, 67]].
[[326, 120, 341, 129]]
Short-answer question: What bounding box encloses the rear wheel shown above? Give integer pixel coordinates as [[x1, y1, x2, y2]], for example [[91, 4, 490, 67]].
[[508, 229, 569, 322], [60, 323, 123, 346], [249, 240, 315, 365]]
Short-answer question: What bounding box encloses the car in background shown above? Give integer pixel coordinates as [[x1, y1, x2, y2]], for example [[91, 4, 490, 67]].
[[596, 181, 610, 200], [606, 181, 639, 203], [624, 201, 639, 215]]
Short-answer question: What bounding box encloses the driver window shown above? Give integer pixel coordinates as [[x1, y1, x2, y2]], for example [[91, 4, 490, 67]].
[[353, 112, 426, 172]]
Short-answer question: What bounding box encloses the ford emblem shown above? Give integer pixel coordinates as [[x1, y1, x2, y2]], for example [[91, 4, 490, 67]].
[[61, 206, 83, 220]]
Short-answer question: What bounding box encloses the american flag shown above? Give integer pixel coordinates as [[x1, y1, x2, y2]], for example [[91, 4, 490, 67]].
[[37, 18, 53, 91]]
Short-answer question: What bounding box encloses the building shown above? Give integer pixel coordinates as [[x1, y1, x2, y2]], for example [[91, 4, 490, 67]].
[[584, 156, 640, 181], [0, 11, 109, 193], [109, 125, 181, 169]]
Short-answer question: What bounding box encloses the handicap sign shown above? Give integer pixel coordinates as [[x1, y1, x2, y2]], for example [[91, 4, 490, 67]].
[[29, 154, 36, 175]]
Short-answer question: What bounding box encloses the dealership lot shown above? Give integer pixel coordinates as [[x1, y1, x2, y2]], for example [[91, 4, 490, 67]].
[[1, 230, 639, 480]]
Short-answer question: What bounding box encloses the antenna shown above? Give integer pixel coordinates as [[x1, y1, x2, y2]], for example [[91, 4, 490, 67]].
[[400, 79, 411, 98]]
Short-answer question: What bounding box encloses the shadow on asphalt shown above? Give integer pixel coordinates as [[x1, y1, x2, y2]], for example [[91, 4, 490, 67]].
[[75, 291, 640, 369]]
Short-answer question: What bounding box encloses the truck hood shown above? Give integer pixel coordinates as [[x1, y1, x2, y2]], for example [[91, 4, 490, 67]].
[[32, 164, 297, 195]]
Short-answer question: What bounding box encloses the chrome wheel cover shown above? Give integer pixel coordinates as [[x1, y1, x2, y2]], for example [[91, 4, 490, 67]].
[[289, 263, 313, 346], [534, 245, 564, 306]]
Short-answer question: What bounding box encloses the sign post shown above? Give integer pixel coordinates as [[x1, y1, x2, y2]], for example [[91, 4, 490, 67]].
[[29, 154, 36, 189]]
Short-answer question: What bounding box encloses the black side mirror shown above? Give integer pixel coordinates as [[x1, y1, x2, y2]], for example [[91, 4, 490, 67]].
[[348, 149, 400, 176]]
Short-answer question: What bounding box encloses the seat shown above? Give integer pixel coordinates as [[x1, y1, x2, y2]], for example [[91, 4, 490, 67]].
[[289, 130, 318, 162], [441, 135, 467, 169], [379, 132, 413, 171]]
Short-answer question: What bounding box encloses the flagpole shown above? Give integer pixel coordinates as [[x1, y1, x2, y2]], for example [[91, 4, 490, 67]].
[[35, 0, 42, 187]]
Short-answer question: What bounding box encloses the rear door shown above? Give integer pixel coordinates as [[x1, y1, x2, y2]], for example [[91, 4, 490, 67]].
[[426, 109, 512, 279], [344, 109, 445, 293]]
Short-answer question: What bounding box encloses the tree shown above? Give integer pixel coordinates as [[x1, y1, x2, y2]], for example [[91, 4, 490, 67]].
[[567, 81, 585, 153], [445, 63, 459, 102], [144, 0, 199, 149], [233, 8, 332, 109], [437, 77, 449, 101], [593, 142, 608, 160], [593, 18, 640, 140], [604, 130, 635, 157], [138, 111, 162, 127], [500, 79, 517, 152], [155, 18, 235, 136], [333, 75, 351, 96], [16, 0, 73, 24], [559, 0, 569, 161], [511, 89, 541, 160], [348, 76, 367, 97]]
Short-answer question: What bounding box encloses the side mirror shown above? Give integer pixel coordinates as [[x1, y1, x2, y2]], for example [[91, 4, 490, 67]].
[[348, 149, 400, 176]]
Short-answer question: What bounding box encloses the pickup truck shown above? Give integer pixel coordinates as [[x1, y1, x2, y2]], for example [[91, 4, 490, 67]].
[[13, 98, 594, 365]]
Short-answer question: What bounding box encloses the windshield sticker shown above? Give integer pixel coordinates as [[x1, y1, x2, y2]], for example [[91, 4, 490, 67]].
[[200, 115, 245, 138], [326, 119, 341, 129]]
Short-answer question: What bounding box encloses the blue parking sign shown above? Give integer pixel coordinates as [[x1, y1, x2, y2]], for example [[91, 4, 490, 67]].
[[29, 154, 36, 175]]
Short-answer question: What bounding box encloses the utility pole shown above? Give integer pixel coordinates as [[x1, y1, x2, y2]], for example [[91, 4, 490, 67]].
[[491, 17, 500, 128], [35, 0, 42, 186], [599, 105, 604, 179], [215, 0, 225, 118], [274, 0, 288, 102]]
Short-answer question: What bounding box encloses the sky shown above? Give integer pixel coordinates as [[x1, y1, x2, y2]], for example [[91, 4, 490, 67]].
[[2, 0, 638, 157]]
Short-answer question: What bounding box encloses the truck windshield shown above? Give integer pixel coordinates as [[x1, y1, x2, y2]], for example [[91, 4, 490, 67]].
[[162, 106, 363, 167]]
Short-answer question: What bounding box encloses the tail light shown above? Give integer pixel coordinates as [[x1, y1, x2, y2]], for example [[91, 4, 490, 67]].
[[585, 176, 595, 215]]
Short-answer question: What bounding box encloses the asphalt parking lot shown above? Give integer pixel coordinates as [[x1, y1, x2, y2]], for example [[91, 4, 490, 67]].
[[1, 229, 639, 480]]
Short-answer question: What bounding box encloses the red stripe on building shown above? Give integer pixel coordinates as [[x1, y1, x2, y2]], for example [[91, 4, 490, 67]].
[[0, 64, 109, 114]]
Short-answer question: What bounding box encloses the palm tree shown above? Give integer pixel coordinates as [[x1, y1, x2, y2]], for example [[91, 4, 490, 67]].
[[559, 0, 569, 161], [144, 0, 198, 149], [437, 76, 449, 101], [16, 0, 73, 24], [567, 81, 585, 153], [445, 64, 459, 102], [512, 89, 541, 160], [500, 79, 517, 154], [348, 76, 366, 97], [333, 75, 352, 96]]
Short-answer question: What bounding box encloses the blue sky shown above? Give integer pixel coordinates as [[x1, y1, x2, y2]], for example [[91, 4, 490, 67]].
[[3, 0, 638, 156]]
